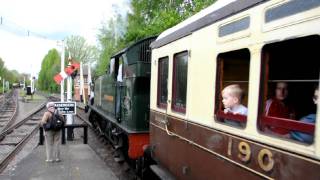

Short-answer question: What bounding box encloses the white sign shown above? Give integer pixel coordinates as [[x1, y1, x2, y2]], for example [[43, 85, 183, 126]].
[[54, 102, 76, 115]]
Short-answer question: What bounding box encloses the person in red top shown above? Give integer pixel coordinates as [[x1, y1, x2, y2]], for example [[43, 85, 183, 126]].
[[265, 82, 296, 135]]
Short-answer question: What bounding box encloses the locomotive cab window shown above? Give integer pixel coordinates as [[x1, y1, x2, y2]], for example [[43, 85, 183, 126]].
[[108, 58, 115, 75], [172, 51, 188, 113], [215, 49, 250, 128], [157, 57, 169, 109], [108, 56, 123, 81], [259, 35, 320, 144]]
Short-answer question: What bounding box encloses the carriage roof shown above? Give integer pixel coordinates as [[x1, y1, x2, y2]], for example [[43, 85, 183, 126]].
[[111, 36, 158, 59], [150, 0, 267, 49]]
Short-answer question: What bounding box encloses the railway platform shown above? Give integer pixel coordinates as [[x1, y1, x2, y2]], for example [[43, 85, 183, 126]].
[[0, 90, 119, 180], [1, 142, 118, 180]]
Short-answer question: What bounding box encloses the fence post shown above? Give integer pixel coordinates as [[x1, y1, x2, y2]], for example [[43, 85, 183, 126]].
[[62, 127, 66, 144], [84, 125, 88, 144], [39, 127, 44, 145]]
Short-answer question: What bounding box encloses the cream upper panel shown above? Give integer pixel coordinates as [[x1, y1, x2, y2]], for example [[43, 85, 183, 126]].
[[186, 27, 216, 127], [256, 0, 320, 44], [151, 4, 261, 125], [150, 0, 320, 159], [150, 50, 166, 113], [186, 9, 259, 127], [150, 35, 192, 119]]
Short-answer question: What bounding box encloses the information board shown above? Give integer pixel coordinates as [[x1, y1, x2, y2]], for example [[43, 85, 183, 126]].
[[54, 102, 76, 115]]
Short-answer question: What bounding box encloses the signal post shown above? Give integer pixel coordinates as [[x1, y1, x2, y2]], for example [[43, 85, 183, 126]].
[[54, 43, 79, 141], [66, 60, 74, 140]]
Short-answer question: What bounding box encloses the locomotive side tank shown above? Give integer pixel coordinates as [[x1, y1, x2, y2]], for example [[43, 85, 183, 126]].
[[89, 36, 156, 160]]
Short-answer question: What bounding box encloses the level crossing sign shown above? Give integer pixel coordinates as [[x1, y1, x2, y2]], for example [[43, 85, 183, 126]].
[[54, 102, 76, 115]]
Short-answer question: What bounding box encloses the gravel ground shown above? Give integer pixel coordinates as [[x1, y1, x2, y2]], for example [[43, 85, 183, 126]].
[[15, 90, 46, 124], [72, 113, 136, 180]]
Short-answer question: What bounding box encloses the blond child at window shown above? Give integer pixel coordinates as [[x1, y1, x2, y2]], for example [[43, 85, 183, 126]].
[[222, 84, 247, 126]]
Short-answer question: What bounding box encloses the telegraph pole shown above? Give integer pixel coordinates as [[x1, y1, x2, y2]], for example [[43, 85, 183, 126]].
[[60, 41, 65, 102], [87, 62, 91, 97]]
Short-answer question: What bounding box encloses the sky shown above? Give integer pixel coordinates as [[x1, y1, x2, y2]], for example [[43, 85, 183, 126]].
[[0, 0, 130, 77]]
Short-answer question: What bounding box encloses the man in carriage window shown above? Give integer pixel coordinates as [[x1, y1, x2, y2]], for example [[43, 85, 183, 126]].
[[290, 86, 318, 144], [265, 82, 296, 135]]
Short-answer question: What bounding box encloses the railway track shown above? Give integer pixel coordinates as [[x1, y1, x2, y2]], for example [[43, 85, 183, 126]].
[[0, 93, 68, 174], [0, 90, 18, 133], [75, 106, 141, 180], [0, 98, 48, 173]]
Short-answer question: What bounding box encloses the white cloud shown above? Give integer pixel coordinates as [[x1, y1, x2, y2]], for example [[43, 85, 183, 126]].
[[0, 0, 130, 75], [0, 30, 57, 76]]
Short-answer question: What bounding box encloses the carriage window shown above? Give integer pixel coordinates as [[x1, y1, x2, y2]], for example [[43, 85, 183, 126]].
[[157, 57, 169, 109], [172, 51, 188, 113], [219, 16, 250, 37], [265, 0, 320, 23], [215, 49, 250, 128], [110, 56, 121, 80], [259, 35, 320, 144]]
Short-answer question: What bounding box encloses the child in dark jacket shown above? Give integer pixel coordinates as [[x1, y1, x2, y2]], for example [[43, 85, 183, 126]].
[[290, 87, 318, 144]]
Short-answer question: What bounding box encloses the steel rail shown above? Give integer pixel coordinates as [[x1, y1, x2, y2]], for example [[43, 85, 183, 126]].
[[0, 103, 45, 139], [0, 95, 58, 138], [76, 105, 93, 128], [0, 121, 39, 173], [0, 95, 58, 173], [0, 89, 19, 133]]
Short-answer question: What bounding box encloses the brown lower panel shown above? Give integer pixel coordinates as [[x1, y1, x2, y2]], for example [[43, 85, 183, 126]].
[[150, 111, 320, 180], [151, 124, 263, 180]]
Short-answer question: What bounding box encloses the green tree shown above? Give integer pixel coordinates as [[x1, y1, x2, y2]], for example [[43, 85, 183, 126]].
[[0, 57, 24, 92], [37, 49, 60, 92], [65, 35, 98, 64], [95, 0, 216, 76], [5, 70, 20, 85], [190, 0, 217, 12], [124, 0, 216, 43], [0, 57, 5, 78], [96, 14, 126, 76]]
